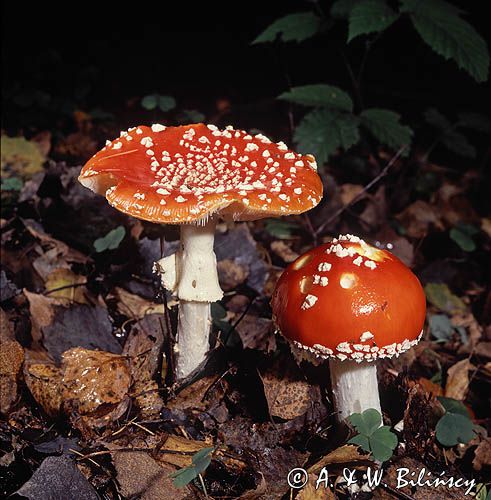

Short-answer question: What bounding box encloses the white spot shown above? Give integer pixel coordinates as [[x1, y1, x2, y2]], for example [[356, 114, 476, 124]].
[[336, 342, 352, 353], [245, 143, 259, 152], [353, 256, 363, 266], [340, 273, 356, 289], [151, 124, 166, 132], [318, 262, 332, 272], [360, 331, 374, 342], [284, 152, 295, 160], [176, 196, 187, 203], [112, 142, 123, 150], [294, 160, 304, 167], [262, 150, 270, 157], [365, 260, 377, 270], [140, 137, 154, 147], [156, 188, 170, 195], [146, 149, 154, 156], [301, 294, 318, 310], [293, 187, 302, 195]]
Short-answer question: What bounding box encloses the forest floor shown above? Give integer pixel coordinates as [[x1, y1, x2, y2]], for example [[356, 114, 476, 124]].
[[1, 111, 490, 499]]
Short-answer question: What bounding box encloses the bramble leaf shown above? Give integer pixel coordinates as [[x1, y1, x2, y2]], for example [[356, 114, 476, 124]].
[[360, 108, 413, 152], [348, 0, 399, 42], [294, 108, 360, 165], [401, 0, 490, 82], [331, 0, 360, 19], [252, 12, 321, 44], [278, 84, 353, 112]]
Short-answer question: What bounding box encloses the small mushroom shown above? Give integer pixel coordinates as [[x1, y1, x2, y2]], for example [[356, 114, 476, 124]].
[[271, 234, 426, 421], [79, 123, 323, 379]]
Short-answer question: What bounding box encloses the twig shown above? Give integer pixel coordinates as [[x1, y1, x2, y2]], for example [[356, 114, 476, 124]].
[[314, 145, 407, 237], [198, 473, 209, 498]]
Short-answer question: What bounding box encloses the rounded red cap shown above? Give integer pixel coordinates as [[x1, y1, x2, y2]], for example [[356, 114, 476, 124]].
[[271, 234, 426, 362], [78, 123, 322, 224]]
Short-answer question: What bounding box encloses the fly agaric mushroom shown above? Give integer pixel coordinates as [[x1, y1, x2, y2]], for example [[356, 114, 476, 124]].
[[79, 123, 322, 379], [271, 234, 426, 421]]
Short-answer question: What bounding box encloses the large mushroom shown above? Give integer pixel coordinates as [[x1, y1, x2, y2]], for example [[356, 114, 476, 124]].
[[271, 234, 426, 421], [79, 123, 323, 379]]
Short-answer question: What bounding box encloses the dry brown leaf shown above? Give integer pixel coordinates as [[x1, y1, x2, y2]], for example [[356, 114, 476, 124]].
[[339, 183, 364, 206], [270, 240, 300, 263], [297, 473, 337, 500], [473, 438, 491, 471], [0, 308, 14, 342], [23, 290, 60, 343], [0, 339, 24, 414], [217, 258, 249, 291], [45, 268, 88, 304], [444, 358, 475, 400], [416, 377, 443, 398], [157, 435, 213, 468], [24, 362, 63, 416], [259, 365, 310, 420], [360, 186, 387, 231], [112, 287, 165, 319], [454, 313, 483, 352], [112, 450, 189, 500], [62, 347, 131, 414], [395, 200, 444, 238], [308, 445, 372, 474], [475, 342, 491, 359], [481, 217, 491, 238], [235, 315, 276, 352], [132, 379, 163, 419]]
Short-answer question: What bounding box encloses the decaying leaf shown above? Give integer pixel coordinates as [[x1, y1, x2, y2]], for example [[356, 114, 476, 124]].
[[235, 315, 276, 352], [396, 200, 444, 238], [1, 135, 46, 180], [270, 240, 300, 263], [308, 445, 372, 474], [112, 450, 189, 500], [62, 347, 131, 415], [157, 435, 213, 468], [444, 359, 475, 400], [259, 363, 311, 420], [473, 438, 491, 471], [112, 287, 165, 319], [217, 258, 249, 291], [425, 283, 467, 315], [296, 473, 337, 499], [339, 183, 364, 206], [24, 290, 60, 343], [0, 339, 24, 414], [45, 268, 88, 304], [24, 362, 63, 416]]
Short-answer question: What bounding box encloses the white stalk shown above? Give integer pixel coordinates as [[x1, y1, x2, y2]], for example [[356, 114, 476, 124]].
[[329, 359, 381, 421], [156, 219, 223, 379]]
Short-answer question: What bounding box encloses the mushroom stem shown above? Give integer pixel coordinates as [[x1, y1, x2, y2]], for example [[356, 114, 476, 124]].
[[174, 219, 223, 379], [329, 359, 381, 421]]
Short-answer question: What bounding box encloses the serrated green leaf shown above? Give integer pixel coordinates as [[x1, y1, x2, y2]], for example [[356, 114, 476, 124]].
[[435, 412, 474, 446], [429, 314, 453, 342], [450, 227, 476, 252], [93, 226, 126, 253], [370, 426, 398, 462], [440, 129, 476, 158], [437, 396, 470, 417], [457, 112, 491, 133], [424, 107, 451, 130], [401, 0, 490, 82], [141, 94, 158, 110], [424, 283, 466, 314], [348, 0, 398, 42], [252, 12, 321, 44], [278, 84, 353, 111], [360, 108, 413, 152], [158, 95, 176, 112], [331, 0, 360, 19], [294, 108, 360, 165], [348, 434, 370, 451]]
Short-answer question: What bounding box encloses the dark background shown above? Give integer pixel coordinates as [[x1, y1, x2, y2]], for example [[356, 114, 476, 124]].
[[2, 1, 490, 135]]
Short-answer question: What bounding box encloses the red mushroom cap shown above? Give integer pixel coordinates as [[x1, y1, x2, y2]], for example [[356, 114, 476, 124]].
[[271, 234, 426, 362], [78, 123, 323, 224]]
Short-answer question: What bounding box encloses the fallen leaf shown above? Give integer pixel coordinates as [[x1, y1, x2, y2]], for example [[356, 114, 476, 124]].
[[112, 450, 189, 500], [444, 359, 475, 400], [473, 438, 491, 471], [15, 455, 98, 500], [308, 445, 372, 474], [454, 313, 483, 352], [339, 183, 365, 206], [396, 200, 444, 238], [360, 186, 387, 231], [424, 283, 467, 315], [217, 258, 249, 291], [24, 290, 60, 343], [0, 308, 14, 341], [112, 287, 165, 319], [416, 377, 443, 398], [235, 315, 276, 352], [259, 363, 311, 420], [45, 268, 88, 304], [0, 339, 24, 414], [481, 217, 491, 238], [270, 240, 300, 263], [62, 347, 131, 414], [297, 473, 337, 499], [0, 270, 20, 302], [157, 435, 213, 468], [24, 362, 63, 416], [1, 135, 46, 180]]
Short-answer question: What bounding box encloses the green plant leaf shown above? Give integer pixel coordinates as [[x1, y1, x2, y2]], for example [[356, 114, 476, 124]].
[[349, 408, 382, 436], [252, 12, 321, 44], [348, 0, 399, 42], [93, 226, 126, 253], [192, 447, 214, 471], [450, 226, 477, 252], [348, 433, 370, 451], [435, 412, 474, 446], [141, 94, 158, 110], [294, 108, 360, 165], [474, 483, 487, 500], [429, 314, 453, 342], [264, 219, 299, 239], [278, 84, 353, 112], [158, 95, 176, 112], [170, 447, 214, 488], [401, 0, 490, 82], [1, 177, 23, 191], [331, 0, 361, 19], [437, 396, 470, 417], [360, 108, 413, 152], [424, 283, 466, 314], [440, 129, 476, 158], [171, 465, 199, 488], [178, 109, 206, 124], [369, 426, 398, 462], [424, 107, 451, 130]]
